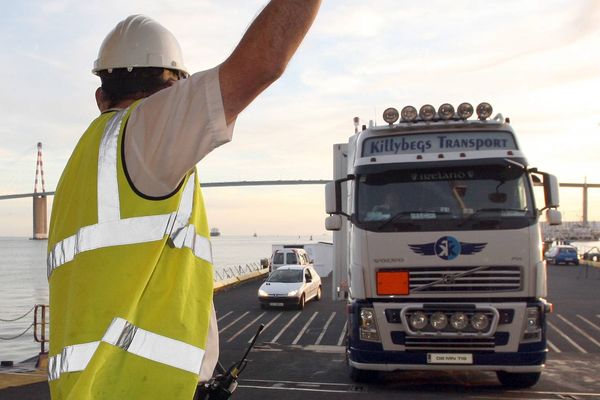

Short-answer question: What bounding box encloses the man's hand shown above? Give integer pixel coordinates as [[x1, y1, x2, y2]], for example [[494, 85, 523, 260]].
[[219, 0, 321, 125]]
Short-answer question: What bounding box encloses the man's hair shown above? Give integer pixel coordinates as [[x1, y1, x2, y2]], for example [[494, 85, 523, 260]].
[[98, 67, 173, 104]]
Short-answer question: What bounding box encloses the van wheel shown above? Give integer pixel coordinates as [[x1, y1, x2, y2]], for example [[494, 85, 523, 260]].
[[316, 286, 322, 301], [496, 371, 541, 389], [298, 294, 305, 310]]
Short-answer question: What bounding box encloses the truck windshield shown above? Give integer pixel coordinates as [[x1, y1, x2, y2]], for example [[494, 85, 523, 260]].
[[355, 164, 535, 232]]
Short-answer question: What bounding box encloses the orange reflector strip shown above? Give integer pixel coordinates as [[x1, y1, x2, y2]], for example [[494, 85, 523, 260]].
[[377, 271, 409, 295]]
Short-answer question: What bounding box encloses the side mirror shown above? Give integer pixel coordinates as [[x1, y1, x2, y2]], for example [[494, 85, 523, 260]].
[[325, 175, 354, 216], [325, 181, 338, 214], [325, 215, 343, 231], [546, 209, 562, 226], [543, 173, 560, 209]]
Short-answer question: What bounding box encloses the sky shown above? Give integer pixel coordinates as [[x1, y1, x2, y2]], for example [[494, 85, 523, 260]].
[[0, 0, 599, 237]]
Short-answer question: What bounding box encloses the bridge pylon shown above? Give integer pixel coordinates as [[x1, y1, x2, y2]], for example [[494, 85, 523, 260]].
[[33, 142, 48, 240]]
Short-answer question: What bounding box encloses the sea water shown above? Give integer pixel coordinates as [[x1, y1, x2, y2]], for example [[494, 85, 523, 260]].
[[0, 234, 329, 363]]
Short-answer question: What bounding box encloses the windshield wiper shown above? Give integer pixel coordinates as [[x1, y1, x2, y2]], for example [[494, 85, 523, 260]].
[[458, 208, 527, 227], [377, 210, 450, 230]]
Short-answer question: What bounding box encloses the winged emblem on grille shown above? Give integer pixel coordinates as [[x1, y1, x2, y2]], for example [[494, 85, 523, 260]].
[[409, 236, 487, 260]]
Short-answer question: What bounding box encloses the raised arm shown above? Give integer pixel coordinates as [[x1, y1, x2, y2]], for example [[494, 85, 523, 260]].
[[219, 0, 322, 125]]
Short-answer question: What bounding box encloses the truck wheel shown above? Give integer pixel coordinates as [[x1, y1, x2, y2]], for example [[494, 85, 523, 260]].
[[298, 294, 305, 310], [316, 286, 322, 301], [349, 365, 378, 383], [496, 371, 541, 389]]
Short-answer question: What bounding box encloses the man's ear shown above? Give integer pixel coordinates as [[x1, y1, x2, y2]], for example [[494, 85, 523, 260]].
[[95, 87, 110, 112]]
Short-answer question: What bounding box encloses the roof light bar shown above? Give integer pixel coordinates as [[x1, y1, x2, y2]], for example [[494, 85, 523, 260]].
[[419, 104, 436, 121], [438, 103, 455, 120], [476, 102, 493, 120], [382, 107, 399, 125], [401, 105, 418, 122]]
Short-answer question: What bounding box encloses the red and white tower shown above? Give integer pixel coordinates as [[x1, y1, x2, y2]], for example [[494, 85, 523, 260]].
[[33, 142, 48, 240]]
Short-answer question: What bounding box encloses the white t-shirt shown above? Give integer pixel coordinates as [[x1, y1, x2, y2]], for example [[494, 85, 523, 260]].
[[122, 66, 233, 382], [125, 66, 235, 197]]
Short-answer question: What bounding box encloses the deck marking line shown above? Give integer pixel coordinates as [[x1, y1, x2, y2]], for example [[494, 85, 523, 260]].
[[238, 385, 356, 394], [577, 314, 600, 333], [270, 312, 301, 343], [337, 321, 348, 346], [218, 311, 249, 334], [547, 339, 561, 353], [315, 312, 336, 345], [292, 312, 319, 345], [557, 314, 600, 348], [216, 310, 233, 322], [227, 312, 266, 343], [248, 313, 283, 344], [242, 378, 350, 387], [547, 320, 587, 353]]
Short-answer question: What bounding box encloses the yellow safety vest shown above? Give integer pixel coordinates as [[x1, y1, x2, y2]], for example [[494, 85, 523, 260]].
[[47, 104, 213, 399]]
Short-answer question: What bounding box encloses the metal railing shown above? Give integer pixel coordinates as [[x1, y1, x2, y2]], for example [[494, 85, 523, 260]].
[[214, 262, 267, 281], [34, 304, 50, 355], [1, 263, 267, 354]]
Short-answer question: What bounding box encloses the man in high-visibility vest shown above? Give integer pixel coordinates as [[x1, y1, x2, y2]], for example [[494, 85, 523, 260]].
[[47, 2, 321, 399]]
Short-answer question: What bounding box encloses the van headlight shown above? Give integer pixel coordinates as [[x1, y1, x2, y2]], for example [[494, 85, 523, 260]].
[[359, 308, 380, 342], [258, 289, 269, 297], [288, 290, 298, 297]]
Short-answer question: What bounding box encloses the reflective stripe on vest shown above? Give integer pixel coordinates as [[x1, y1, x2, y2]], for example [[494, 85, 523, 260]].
[[48, 317, 205, 381], [47, 110, 212, 278]]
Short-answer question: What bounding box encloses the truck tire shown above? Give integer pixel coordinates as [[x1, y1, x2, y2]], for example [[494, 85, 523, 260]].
[[496, 371, 541, 389]]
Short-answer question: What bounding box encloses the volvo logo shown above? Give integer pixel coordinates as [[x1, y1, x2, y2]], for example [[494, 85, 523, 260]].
[[409, 236, 487, 260]]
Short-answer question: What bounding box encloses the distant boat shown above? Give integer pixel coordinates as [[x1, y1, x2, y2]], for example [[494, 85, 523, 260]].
[[210, 228, 221, 237]]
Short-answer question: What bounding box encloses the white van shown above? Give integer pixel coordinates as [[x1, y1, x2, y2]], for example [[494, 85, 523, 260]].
[[270, 248, 312, 272]]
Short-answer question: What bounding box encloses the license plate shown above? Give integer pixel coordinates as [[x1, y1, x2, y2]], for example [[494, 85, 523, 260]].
[[427, 353, 473, 364], [269, 302, 284, 307]]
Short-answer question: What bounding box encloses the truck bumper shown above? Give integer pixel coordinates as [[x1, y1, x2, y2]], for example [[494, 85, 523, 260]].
[[348, 348, 546, 373], [347, 299, 549, 373]]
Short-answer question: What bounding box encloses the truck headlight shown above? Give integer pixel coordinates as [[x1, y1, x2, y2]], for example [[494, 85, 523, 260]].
[[471, 312, 489, 331], [409, 311, 428, 330], [430, 312, 448, 330], [523, 307, 542, 341], [359, 308, 380, 342], [450, 312, 469, 330]]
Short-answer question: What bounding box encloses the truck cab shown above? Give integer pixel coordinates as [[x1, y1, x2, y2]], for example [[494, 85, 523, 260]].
[[325, 103, 561, 388]]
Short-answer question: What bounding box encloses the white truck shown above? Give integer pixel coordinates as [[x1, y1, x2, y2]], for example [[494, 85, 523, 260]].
[[325, 102, 561, 388]]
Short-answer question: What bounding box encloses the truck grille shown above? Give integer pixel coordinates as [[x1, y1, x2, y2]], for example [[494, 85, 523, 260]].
[[407, 266, 521, 292]]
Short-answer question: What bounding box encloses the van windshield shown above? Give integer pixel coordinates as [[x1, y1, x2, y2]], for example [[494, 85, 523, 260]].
[[267, 269, 303, 283], [272, 252, 284, 264]]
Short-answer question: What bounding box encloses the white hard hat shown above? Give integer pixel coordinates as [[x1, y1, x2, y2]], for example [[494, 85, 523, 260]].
[[93, 15, 188, 76]]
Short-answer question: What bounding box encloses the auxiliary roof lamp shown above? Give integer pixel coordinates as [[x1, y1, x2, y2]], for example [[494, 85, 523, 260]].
[[476, 102, 493, 120], [437, 103, 455, 120], [419, 104, 436, 121], [382, 107, 400, 125], [400, 105, 418, 122]]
